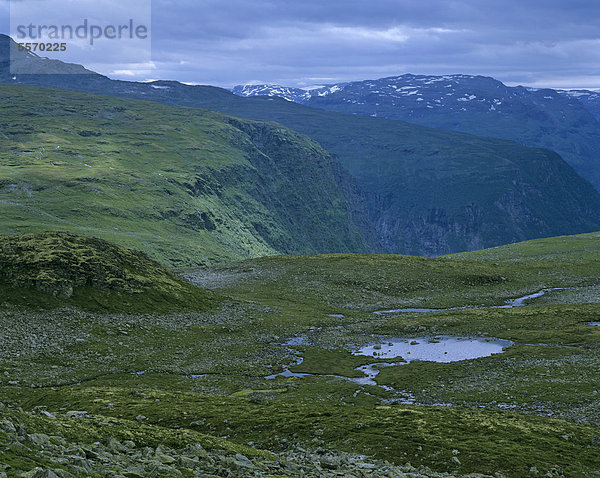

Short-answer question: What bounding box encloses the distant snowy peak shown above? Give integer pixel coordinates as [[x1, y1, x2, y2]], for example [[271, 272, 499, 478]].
[[301, 73, 531, 115], [232, 74, 514, 108], [231, 76, 600, 122], [231, 84, 315, 103], [559, 89, 600, 100], [231, 83, 351, 103], [333, 73, 515, 98], [378, 73, 485, 85]]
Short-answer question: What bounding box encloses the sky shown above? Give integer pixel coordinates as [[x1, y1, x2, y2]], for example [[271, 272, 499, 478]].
[[2, 0, 600, 89]]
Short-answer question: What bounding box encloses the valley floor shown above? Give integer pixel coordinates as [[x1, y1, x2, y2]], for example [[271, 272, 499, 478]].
[[3, 233, 600, 476]]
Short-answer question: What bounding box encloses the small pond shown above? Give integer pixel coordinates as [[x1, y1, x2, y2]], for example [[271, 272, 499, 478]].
[[354, 336, 513, 363], [267, 336, 512, 389]]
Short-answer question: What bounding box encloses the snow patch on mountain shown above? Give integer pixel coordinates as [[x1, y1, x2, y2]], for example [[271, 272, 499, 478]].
[[231, 75, 600, 125], [231, 84, 315, 102]]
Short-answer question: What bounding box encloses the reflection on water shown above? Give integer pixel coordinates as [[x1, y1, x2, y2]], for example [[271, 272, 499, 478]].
[[265, 287, 564, 398], [354, 336, 513, 363], [266, 335, 512, 391]]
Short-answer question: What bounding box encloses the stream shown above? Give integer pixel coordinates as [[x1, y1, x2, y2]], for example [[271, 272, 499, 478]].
[[267, 289, 559, 389], [266, 335, 512, 389], [374, 287, 564, 314]]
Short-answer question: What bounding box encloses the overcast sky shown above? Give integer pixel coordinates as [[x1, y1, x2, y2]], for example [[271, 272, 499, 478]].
[[2, 0, 600, 89]]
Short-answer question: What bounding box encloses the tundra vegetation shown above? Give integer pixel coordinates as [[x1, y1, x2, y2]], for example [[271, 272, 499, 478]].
[[1, 231, 600, 476]]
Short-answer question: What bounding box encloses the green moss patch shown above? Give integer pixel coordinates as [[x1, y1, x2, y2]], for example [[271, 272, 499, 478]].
[[0, 231, 217, 312]]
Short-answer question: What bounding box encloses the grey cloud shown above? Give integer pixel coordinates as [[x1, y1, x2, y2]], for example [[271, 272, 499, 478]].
[[3, 0, 600, 88], [143, 0, 600, 88]]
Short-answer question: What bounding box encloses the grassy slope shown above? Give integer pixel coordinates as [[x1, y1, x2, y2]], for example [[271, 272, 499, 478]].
[[157, 88, 600, 255], [451, 230, 600, 262], [7, 384, 600, 477], [5, 55, 600, 255], [0, 231, 216, 312], [0, 84, 370, 267], [2, 232, 600, 475], [186, 241, 600, 314]]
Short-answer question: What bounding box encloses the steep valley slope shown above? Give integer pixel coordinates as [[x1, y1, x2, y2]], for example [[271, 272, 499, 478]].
[[3, 34, 600, 256], [0, 85, 372, 266], [236, 74, 600, 192]]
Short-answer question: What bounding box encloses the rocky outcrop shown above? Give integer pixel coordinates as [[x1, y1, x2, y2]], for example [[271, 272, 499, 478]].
[[0, 403, 501, 477]]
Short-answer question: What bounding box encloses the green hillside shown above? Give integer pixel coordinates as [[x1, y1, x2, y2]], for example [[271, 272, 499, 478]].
[[0, 84, 371, 266], [209, 95, 600, 254], [452, 230, 600, 262], [98, 89, 600, 254], [188, 231, 600, 316], [0, 231, 216, 312], [4, 32, 600, 255]]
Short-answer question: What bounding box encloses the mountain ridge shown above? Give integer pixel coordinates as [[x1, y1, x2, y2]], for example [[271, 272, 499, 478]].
[[560, 88, 600, 122], [233, 73, 600, 192], [2, 34, 600, 256]]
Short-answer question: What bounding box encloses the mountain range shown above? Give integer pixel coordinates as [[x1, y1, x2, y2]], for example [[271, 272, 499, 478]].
[[560, 88, 600, 122], [2, 34, 600, 260], [233, 74, 600, 192], [4, 30, 600, 478]]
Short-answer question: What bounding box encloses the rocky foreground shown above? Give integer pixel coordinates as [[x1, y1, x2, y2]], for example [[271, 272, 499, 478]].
[[0, 401, 512, 478]]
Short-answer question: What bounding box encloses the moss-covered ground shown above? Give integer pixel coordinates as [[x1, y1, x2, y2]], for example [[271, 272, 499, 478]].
[[2, 231, 600, 476], [0, 232, 217, 313]]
